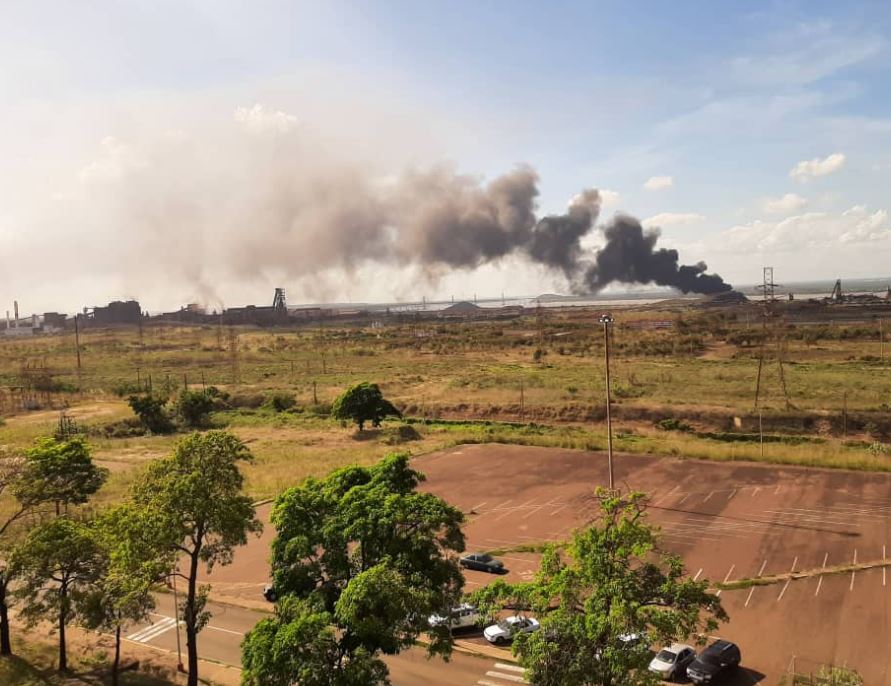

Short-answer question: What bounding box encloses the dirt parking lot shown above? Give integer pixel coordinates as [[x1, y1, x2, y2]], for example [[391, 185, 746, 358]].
[[415, 444, 891, 685]]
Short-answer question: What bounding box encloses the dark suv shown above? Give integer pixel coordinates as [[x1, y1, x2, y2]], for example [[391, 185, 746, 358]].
[[687, 640, 741, 683]]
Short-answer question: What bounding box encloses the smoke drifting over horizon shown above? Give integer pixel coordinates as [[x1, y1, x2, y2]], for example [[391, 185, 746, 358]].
[[16, 106, 731, 307]]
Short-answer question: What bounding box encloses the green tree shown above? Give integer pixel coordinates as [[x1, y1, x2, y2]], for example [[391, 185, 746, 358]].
[[331, 382, 401, 431], [127, 393, 174, 434], [21, 437, 108, 515], [176, 389, 215, 428], [241, 453, 465, 686], [81, 504, 175, 686], [11, 517, 105, 672], [131, 431, 261, 686], [0, 454, 56, 655], [471, 491, 726, 686]]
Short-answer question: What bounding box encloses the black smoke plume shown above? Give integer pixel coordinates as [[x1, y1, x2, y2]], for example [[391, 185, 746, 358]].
[[577, 215, 732, 295]]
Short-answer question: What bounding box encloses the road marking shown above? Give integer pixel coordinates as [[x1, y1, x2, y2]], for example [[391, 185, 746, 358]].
[[127, 616, 177, 643], [549, 504, 568, 516], [850, 549, 857, 591], [884, 545, 887, 587], [774, 484, 782, 495], [653, 485, 679, 506], [495, 663, 526, 673], [471, 502, 487, 512], [678, 493, 690, 505], [752, 487, 761, 496], [491, 499, 513, 511], [703, 491, 714, 503], [744, 587, 755, 607], [815, 553, 829, 597], [728, 488, 738, 500], [777, 579, 791, 602], [790, 556, 798, 573], [693, 568, 703, 581], [757, 559, 767, 577], [484, 670, 527, 683], [716, 564, 735, 597]]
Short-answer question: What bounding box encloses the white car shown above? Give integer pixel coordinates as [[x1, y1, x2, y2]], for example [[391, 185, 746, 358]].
[[427, 603, 481, 631], [648, 643, 697, 681], [483, 615, 541, 645]]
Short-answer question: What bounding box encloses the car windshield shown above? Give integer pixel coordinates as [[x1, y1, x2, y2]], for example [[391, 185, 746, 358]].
[[698, 650, 723, 665], [497, 620, 512, 630], [656, 650, 677, 663], [478, 554, 493, 562]]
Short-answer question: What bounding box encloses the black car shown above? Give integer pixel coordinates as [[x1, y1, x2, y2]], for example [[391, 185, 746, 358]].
[[687, 640, 741, 683], [459, 552, 506, 573]]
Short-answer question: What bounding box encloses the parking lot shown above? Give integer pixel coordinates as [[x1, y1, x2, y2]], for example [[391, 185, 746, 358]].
[[416, 443, 891, 684]]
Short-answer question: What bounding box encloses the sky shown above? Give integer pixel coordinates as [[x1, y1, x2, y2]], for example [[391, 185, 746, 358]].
[[2, 0, 891, 314]]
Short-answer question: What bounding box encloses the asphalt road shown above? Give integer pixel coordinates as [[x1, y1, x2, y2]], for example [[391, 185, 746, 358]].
[[124, 593, 501, 685]]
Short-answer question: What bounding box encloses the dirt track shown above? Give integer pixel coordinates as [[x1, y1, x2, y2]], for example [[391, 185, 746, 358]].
[[414, 444, 891, 684]]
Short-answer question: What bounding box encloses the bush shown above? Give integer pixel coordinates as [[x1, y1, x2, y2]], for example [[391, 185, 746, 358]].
[[655, 418, 693, 433], [332, 382, 402, 431], [176, 389, 215, 428], [263, 391, 297, 413], [127, 394, 174, 434], [384, 424, 422, 445]]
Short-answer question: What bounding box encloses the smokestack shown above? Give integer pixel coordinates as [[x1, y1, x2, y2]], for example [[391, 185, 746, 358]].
[[13, 301, 18, 328]]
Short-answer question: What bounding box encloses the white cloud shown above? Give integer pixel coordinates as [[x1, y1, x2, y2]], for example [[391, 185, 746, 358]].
[[234, 103, 298, 134], [642, 212, 705, 228], [762, 193, 808, 214], [790, 152, 846, 180], [598, 189, 621, 207], [643, 175, 673, 191], [710, 205, 890, 254]]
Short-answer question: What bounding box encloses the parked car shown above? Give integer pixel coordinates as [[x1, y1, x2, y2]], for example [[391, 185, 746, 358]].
[[483, 615, 541, 645], [648, 643, 696, 681], [427, 603, 481, 632], [686, 640, 741, 683], [459, 552, 506, 573]]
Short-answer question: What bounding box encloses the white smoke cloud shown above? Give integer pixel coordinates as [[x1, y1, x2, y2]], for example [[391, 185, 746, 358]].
[[643, 175, 673, 191], [790, 152, 846, 179]]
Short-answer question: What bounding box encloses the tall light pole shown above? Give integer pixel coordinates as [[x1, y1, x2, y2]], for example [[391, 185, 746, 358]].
[[600, 313, 615, 491]]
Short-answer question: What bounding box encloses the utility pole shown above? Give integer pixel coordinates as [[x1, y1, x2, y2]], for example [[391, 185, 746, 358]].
[[759, 411, 764, 459], [600, 313, 615, 491], [880, 318, 885, 362], [74, 314, 83, 392]]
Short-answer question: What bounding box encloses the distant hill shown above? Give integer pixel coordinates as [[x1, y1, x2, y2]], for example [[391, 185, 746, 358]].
[[441, 301, 481, 314]]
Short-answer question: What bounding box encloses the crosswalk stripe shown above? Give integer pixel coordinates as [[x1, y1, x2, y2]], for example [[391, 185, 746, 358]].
[[484, 670, 527, 683], [126, 616, 177, 643], [494, 663, 525, 673]]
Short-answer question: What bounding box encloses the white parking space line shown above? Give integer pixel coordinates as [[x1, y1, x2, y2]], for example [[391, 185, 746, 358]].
[[777, 557, 797, 602], [850, 549, 857, 591], [757, 559, 768, 577], [471, 502, 488, 512], [884, 545, 887, 588], [495, 663, 526, 673], [693, 568, 703, 581], [703, 491, 714, 503], [744, 587, 755, 607], [678, 493, 690, 505], [752, 487, 761, 497], [815, 553, 828, 597], [716, 564, 735, 597], [728, 488, 738, 500], [549, 504, 568, 517]]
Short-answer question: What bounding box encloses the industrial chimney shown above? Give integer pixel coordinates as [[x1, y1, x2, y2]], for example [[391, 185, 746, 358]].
[[13, 301, 18, 329]]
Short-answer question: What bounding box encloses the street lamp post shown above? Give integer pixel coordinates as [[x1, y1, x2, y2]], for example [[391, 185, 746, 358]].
[[599, 313, 615, 491]]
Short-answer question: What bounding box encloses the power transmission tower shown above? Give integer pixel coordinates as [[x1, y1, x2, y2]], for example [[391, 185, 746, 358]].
[[754, 267, 792, 410]]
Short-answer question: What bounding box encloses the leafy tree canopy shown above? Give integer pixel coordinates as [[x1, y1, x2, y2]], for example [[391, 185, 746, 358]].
[[331, 382, 401, 431], [127, 393, 174, 434], [471, 491, 727, 686], [176, 389, 216, 428], [241, 453, 465, 686], [20, 437, 108, 511]]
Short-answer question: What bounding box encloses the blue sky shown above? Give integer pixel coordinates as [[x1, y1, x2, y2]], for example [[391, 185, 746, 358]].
[[1, 1, 890, 312]]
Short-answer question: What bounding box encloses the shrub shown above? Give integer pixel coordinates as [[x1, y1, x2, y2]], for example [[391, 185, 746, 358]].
[[263, 391, 297, 413], [384, 424, 422, 445], [127, 394, 174, 434], [176, 389, 215, 428], [655, 418, 693, 433]]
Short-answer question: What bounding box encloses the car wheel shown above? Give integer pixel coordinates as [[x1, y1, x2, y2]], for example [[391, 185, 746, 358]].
[[495, 636, 506, 646]]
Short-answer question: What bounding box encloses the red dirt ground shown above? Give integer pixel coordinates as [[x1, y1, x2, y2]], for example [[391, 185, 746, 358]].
[[414, 444, 891, 685]]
